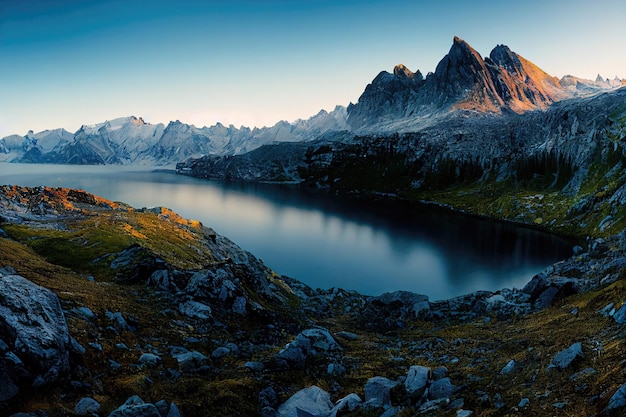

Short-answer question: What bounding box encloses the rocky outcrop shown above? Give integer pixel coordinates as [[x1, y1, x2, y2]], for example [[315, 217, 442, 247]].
[[0, 267, 79, 411]]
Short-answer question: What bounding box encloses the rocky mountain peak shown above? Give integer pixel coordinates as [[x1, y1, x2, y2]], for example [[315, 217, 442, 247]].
[[489, 44, 522, 75], [393, 64, 418, 80]]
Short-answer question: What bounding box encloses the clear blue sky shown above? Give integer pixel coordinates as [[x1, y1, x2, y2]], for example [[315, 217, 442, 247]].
[[1, 0, 624, 137]]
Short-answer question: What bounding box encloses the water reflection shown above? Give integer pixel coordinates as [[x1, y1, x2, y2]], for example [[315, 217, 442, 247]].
[[0, 163, 574, 299]]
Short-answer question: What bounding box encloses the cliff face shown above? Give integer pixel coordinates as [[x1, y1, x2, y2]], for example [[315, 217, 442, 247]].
[[179, 86, 626, 237]]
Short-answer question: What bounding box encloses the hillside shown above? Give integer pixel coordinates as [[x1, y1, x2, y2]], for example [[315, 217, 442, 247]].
[[0, 186, 626, 416]]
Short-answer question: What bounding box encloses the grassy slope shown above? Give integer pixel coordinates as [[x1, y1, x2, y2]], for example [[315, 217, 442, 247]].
[[1, 200, 626, 416]]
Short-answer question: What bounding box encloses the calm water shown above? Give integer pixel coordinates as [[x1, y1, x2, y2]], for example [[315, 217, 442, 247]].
[[0, 163, 574, 300]]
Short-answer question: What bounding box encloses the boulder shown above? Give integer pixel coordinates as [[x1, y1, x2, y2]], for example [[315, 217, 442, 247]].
[[604, 382, 626, 415], [405, 365, 430, 398], [172, 349, 209, 373], [547, 342, 584, 370], [364, 376, 399, 408], [107, 395, 161, 417], [138, 353, 161, 367], [178, 300, 212, 320], [331, 393, 362, 414], [500, 360, 517, 375], [428, 377, 455, 400], [0, 271, 73, 409], [276, 328, 341, 368], [613, 303, 626, 324], [74, 397, 101, 416], [276, 386, 333, 417]]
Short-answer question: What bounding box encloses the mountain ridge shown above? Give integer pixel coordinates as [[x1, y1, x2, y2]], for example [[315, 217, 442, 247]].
[[1, 36, 622, 166], [346, 36, 618, 132]]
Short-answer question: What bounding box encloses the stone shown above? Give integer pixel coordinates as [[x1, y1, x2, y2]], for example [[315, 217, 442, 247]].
[[428, 377, 455, 400], [138, 353, 161, 367], [432, 366, 448, 380], [0, 272, 72, 406], [107, 395, 162, 417], [547, 342, 584, 370], [331, 393, 362, 414], [276, 386, 333, 417], [232, 296, 247, 315], [327, 363, 346, 376], [613, 303, 626, 324], [604, 382, 626, 414], [335, 331, 358, 341], [276, 328, 341, 368], [166, 402, 182, 417], [244, 361, 264, 372], [178, 300, 212, 320], [457, 410, 473, 417], [172, 350, 209, 373], [500, 359, 517, 375], [212, 347, 230, 358], [74, 397, 101, 415], [105, 311, 133, 332], [405, 365, 430, 397], [518, 398, 530, 407], [364, 376, 399, 408]]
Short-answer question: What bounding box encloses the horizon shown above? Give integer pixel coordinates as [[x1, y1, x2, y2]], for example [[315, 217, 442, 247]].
[[1, 0, 625, 137]]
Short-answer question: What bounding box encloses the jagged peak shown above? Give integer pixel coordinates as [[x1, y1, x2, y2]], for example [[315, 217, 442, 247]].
[[489, 44, 522, 74], [393, 64, 413, 79]]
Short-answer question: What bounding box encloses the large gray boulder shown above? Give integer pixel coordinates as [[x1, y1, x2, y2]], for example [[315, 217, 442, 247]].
[[108, 395, 161, 417], [364, 376, 399, 408], [547, 342, 584, 370], [276, 328, 341, 368], [604, 382, 626, 415], [277, 386, 333, 417], [0, 269, 73, 409], [405, 365, 430, 398]]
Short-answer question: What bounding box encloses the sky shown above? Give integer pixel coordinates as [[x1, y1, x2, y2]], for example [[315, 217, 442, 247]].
[[1, 0, 625, 137]]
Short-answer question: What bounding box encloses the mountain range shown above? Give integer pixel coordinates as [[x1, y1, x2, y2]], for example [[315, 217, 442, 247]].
[[1, 36, 623, 166]]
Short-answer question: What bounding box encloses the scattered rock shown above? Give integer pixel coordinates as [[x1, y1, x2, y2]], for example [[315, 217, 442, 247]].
[[428, 377, 455, 400], [335, 331, 358, 341], [405, 365, 430, 398], [547, 342, 584, 370], [364, 376, 399, 408], [613, 303, 626, 324], [332, 393, 362, 414], [74, 397, 101, 416], [0, 272, 73, 408], [172, 349, 209, 373], [276, 328, 341, 368], [500, 359, 517, 375], [178, 300, 212, 320], [603, 382, 626, 415], [138, 353, 161, 367], [518, 397, 530, 407], [276, 386, 333, 417], [107, 395, 161, 417]]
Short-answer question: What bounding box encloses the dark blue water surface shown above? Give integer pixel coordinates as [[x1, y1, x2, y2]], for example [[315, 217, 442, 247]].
[[0, 163, 574, 300]]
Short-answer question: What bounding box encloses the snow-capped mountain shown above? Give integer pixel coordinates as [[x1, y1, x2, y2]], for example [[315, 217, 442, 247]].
[[1, 37, 621, 167], [0, 108, 348, 166]]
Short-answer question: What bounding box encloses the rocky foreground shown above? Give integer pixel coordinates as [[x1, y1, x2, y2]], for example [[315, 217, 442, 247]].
[[1, 185, 626, 417]]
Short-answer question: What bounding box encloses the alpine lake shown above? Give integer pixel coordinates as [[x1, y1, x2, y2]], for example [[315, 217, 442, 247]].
[[0, 163, 575, 300]]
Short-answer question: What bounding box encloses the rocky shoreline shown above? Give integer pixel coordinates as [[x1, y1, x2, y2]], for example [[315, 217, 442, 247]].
[[1, 186, 626, 416]]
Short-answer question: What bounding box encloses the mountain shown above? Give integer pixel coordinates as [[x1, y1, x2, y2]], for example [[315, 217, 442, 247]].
[[1, 37, 622, 167], [346, 36, 619, 132], [0, 108, 348, 166]]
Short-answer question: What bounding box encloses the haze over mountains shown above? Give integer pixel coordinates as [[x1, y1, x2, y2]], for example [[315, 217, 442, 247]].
[[1, 37, 623, 166]]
